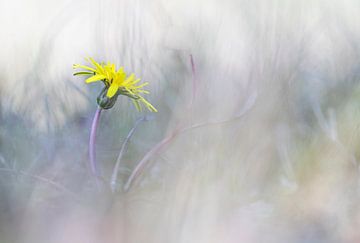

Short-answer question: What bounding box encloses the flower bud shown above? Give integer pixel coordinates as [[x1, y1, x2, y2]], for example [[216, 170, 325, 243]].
[[97, 87, 118, 109]]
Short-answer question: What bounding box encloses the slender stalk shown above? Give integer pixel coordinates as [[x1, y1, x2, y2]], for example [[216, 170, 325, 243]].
[[190, 54, 197, 107], [124, 130, 178, 192], [110, 116, 145, 192], [89, 107, 102, 183]]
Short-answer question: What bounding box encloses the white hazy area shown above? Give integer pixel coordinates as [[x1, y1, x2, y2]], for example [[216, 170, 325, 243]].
[[1, 0, 360, 242]]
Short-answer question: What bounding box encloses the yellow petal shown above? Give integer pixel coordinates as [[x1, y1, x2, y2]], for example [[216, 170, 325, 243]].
[[73, 64, 96, 72], [107, 83, 119, 98], [136, 89, 150, 94], [132, 99, 142, 111], [115, 73, 126, 84], [130, 78, 142, 85], [124, 73, 135, 84], [139, 97, 157, 112], [117, 67, 124, 74], [87, 57, 104, 73], [124, 87, 136, 96], [133, 82, 149, 89], [85, 74, 106, 83]]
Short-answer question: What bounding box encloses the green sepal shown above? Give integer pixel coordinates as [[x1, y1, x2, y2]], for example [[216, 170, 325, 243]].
[[73, 71, 95, 76], [118, 87, 140, 100], [97, 87, 118, 109]]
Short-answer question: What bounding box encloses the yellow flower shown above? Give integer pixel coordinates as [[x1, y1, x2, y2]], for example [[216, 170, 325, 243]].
[[73, 58, 157, 112]]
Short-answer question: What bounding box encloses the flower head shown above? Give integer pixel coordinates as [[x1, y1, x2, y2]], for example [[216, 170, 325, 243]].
[[73, 58, 157, 112]]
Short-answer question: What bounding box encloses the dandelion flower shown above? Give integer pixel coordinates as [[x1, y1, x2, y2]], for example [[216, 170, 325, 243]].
[[73, 58, 157, 112]]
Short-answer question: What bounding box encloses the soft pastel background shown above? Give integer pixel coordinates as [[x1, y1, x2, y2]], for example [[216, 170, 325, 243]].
[[1, 0, 360, 242]]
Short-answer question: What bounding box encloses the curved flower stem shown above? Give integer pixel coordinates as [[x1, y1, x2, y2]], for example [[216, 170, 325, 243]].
[[89, 107, 102, 186], [110, 116, 146, 193]]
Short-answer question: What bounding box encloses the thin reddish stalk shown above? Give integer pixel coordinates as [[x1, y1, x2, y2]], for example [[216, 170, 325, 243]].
[[190, 54, 197, 106]]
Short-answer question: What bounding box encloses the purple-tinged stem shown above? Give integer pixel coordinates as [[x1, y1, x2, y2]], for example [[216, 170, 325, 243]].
[[190, 54, 197, 107], [89, 107, 102, 182]]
